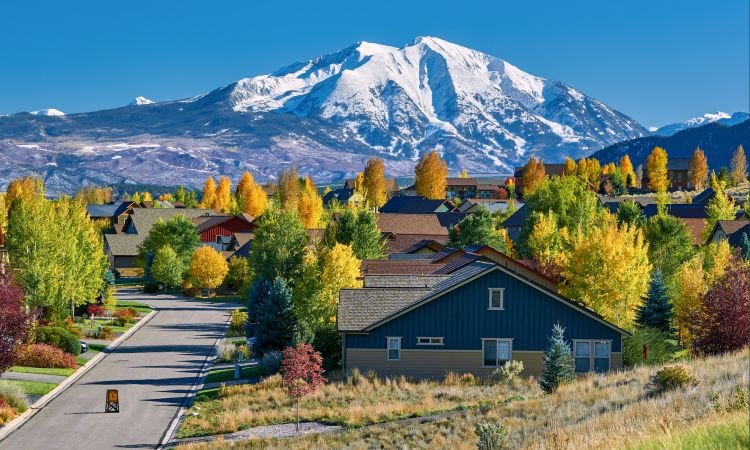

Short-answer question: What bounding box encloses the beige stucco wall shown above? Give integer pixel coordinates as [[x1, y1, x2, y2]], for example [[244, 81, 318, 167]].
[[345, 348, 624, 379]]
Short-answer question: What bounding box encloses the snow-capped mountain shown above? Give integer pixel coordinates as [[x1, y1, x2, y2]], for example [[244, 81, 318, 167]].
[[653, 111, 749, 136], [30, 108, 65, 116], [0, 36, 647, 193], [128, 96, 154, 106]]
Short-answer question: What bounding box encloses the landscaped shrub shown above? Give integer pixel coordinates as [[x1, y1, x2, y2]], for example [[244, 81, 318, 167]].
[[0, 404, 17, 425], [623, 327, 679, 367], [34, 326, 81, 356], [113, 309, 136, 327], [59, 317, 83, 338], [475, 421, 509, 450], [14, 344, 77, 369], [261, 351, 282, 375], [98, 327, 114, 340], [86, 304, 106, 317], [0, 380, 28, 413], [228, 309, 248, 337], [143, 280, 160, 293], [490, 360, 525, 384], [650, 363, 701, 393], [216, 341, 251, 363]]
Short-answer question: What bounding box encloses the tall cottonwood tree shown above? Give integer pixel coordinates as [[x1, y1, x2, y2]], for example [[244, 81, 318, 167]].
[[521, 157, 546, 195], [414, 151, 448, 199], [619, 154, 637, 188], [278, 167, 301, 210], [213, 176, 232, 213], [362, 158, 388, 208], [298, 177, 323, 228], [200, 177, 217, 209], [730, 144, 747, 186], [689, 147, 709, 190], [646, 147, 669, 193]]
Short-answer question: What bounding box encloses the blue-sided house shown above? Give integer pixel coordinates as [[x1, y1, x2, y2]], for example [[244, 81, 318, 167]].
[[338, 261, 629, 378]]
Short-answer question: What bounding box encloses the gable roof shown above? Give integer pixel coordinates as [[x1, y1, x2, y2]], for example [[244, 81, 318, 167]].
[[104, 233, 143, 257], [379, 196, 454, 214], [361, 259, 446, 275], [338, 261, 629, 336], [385, 234, 449, 254], [399, 239, 446, 254], [127, 208, 216, 235], [692, 188, 715, 205], [86, 203, 120, 218], [710, 219, 750, 247], [377, 213, 463, 235], [501, 204, 529, 228]]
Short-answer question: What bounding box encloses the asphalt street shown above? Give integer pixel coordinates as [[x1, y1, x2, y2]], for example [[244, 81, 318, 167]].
[[0, 288, 235, 450]]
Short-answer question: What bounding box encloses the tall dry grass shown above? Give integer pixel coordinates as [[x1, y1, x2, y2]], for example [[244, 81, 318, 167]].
[[177, 349, 748, 449]]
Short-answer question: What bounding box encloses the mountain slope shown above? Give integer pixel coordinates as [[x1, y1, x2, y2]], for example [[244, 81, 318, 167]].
[[0, 36, 646, 193], [653, 111, 749, 136], [590, 119, 750, 169]]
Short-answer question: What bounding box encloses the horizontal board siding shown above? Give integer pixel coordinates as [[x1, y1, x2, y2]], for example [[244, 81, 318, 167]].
[[345, 349, 547, 378], [346, 269, 623, 353]]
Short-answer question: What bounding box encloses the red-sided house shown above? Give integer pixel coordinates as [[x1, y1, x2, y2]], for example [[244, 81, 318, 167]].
[[193, 213, 256, 249]]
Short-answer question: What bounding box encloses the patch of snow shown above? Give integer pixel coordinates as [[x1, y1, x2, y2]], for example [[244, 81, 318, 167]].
[[129, 96, 154, 106], [31, 108, 65, 116]]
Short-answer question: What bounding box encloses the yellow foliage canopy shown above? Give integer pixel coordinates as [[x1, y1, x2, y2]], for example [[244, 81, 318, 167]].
[[414, 151, 448, 199], [646, 147, 669, 193], [200, 177, 217, 209], [559, 217, 651, 330], [189, 246, 229, 290], [619, 154, 637, 188], [362, 158, 387, 208], [237, 172, 268, 217], [320, 243, 362, 323], [213, 176, 232, 213], [298, 177, 323, 228], [521, 157, 546, 195], [689, 148, 709, 190]]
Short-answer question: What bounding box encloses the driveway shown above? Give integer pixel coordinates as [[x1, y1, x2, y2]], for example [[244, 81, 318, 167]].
[[0, 288, 237, 450]]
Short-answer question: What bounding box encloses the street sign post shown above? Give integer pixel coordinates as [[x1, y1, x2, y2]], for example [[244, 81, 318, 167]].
[[105, 389, 119, 413]]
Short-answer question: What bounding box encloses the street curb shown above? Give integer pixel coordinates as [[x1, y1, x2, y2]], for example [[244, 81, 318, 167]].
[[158, 305, 236, 449], [0, 307, 159, 443]]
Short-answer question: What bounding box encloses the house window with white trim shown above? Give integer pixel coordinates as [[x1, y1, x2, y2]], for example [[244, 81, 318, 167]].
[[387, 337, 401, 360], [482, 338, 512, 367], [574, 340, 610, 373], [488, 288, 504, 310], [416, 337, 444, 345]]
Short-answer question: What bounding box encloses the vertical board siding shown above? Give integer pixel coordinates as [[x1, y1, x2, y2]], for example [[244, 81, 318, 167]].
[[199, 217, 255, 243], [346, 269, 623, 353]]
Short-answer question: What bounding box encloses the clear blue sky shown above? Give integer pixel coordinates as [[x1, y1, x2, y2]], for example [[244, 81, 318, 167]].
[[1, 0, 747, 127]]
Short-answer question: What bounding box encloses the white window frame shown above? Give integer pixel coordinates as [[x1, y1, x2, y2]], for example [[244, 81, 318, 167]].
[[481, 338, 513, 368], [573, 339, 611, 373], [416, 337, 444, 346], [386, 337, 401, 361], [488, 288, 505, 310]]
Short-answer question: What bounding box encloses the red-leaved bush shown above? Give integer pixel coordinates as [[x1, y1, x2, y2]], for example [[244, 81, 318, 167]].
[[0, 273, 31, 374], [86, 304, 106, 317], [690, 254, 750, 355], [15, 343, 77, 369], [281, 343, 326, 431], [113, 308, 136, 326]]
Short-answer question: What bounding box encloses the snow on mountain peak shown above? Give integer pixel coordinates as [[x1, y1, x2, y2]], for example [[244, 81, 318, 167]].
[[30, 108, 65, 116], [129, 96, 155, 106], [654, 111, 749, 136]]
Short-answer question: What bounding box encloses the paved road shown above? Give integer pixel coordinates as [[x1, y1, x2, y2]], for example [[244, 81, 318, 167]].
[[1, 288, 236, 450]]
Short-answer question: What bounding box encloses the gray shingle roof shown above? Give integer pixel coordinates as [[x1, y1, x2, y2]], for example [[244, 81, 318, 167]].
[[104, 234, 143, 257], [87, 204, 119, 218], [339, 261, 495, 331], [363, 274, 451, 288]]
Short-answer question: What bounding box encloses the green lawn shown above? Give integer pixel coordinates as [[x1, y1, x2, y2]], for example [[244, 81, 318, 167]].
[[88, 343, 107, 352], [630, 412, 749, 449], [4, 380, 58, 396], [204, 365, 261, 384], [8, 366, 76, 377], [115, 300, 152, 314]]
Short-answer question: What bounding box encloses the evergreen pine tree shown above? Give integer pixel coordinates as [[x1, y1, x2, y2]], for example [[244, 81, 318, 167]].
[[635, 270, 673, 333], [247, 277, 297, 356], [539, 324, 575, 394], [741, 232, 750, 260]]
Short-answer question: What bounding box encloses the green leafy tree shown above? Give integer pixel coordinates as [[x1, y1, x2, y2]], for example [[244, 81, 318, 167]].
[[324, 209, 384, 260], [447, 208, 508, 253], [703, 175, 739, 240], [247, 278, 297, 356], [249, 208, 308, 284], [623, 327, 678, 367], [6, 196, 106, 320], [224, 256, 252, 292], [139, 215, 200, 268], [519, 175, 602, 255], [645, 214, 695, 278], [539, 324, 575, 394], [610, 169, 627, 196], [616, 200, 645, 227], [151, 245, 184, 290], [635, 270, 673, 334]]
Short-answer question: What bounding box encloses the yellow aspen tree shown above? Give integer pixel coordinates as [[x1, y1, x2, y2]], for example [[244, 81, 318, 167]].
[[521, 156, 546, 195], [671, 254, 705, 346], [619, 154, 637, 188], [602, 162, 616, 175], [320, 243, 362, 323], [414, 150, 448, 199], [459, 168, 470, 178], [362, 158, 388, 208], [189, 246, 229, 294], [689, 147, 709, 190], [646, 147, 669, 193], [559, 217, 651, 330], [236, 172, 254, 206], [703, 176, 739, 240], [200, 177, 217, 209], [141, 192, 153, 202], [278, 167, 300, 210], [730, 144, 747, 186], [563, 157, 577, 176], [298, 177, 323, 228], [527, 211, 565, 266], [586, 158, 602, 186], [213, 176, 232, 212]]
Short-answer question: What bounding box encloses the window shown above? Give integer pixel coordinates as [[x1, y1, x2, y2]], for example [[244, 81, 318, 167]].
[[482, 339, 512, 367], [416, 337, 444, 345], [488, 288, 504, 310], [574, 340, 610, 373], [387, 337, 401, 361]]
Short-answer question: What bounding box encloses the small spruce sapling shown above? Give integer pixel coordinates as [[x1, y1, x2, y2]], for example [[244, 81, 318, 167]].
[[539, 324, 575, 394]]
